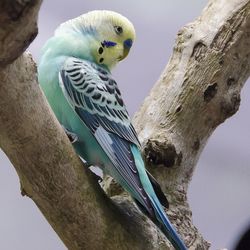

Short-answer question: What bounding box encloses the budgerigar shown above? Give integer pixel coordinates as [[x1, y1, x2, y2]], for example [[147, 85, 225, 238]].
[[38, 10, 187, 250]]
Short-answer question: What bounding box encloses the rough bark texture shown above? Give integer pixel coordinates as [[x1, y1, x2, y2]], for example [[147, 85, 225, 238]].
[[0, 0, 41, 66], [134, 0, 250, 247], [0, 0, 249, 249], [104, 0, 250, 248]]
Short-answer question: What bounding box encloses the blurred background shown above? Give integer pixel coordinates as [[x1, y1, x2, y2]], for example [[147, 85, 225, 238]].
[[1, 0, 250, 249]]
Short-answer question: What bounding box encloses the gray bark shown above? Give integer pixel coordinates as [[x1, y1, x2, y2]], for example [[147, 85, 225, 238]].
[[0, 0, 249, 249]]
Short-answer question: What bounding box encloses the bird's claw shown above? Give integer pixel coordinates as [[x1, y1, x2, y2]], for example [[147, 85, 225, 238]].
[[90, 171, 103, 183], [62, 126, 78, 143]]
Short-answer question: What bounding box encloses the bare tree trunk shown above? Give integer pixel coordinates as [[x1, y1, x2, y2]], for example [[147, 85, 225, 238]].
[[0, 0, 249, 249]]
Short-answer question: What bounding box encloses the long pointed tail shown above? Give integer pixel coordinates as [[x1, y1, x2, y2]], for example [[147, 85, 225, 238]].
[[131, 144, 187, 250], [149, 195, 187, 250]]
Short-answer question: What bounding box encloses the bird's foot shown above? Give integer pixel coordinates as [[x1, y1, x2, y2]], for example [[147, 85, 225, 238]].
[[62, 126, 78, 143], [79, 158, 103, 183], [90, 170, 103, 183]]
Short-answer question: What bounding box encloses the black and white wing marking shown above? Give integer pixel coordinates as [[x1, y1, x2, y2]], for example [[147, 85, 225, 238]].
[[59, 57, 168, 211], [59, 57, 140, 146], [59, 57, 154, 211]]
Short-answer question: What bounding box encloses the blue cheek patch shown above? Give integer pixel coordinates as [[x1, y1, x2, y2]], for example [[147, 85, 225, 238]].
[[124, 39, 133, 49], [102, 40, 117, 48]]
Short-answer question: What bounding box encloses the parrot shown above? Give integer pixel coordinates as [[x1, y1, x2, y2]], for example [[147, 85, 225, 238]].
[[38, 10, 187, 250]]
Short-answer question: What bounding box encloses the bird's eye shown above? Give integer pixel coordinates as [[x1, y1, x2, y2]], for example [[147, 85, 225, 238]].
[[114, 26, 123, 35]]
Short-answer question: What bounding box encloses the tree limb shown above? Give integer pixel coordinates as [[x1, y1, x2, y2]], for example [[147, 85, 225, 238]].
[[106, 0, 250, 248], [0, 0, 41, 66], [136, 0, 250, 246], [0, 0, 249, 249]]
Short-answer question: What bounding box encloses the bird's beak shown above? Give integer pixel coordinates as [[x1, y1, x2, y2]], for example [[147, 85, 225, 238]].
[[120, 47, 130, 61], [119, 39, 133, 61]]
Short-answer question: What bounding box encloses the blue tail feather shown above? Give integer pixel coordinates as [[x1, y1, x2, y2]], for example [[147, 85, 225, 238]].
[[130, 144, 187, 250], [148, 196, 187, 250]]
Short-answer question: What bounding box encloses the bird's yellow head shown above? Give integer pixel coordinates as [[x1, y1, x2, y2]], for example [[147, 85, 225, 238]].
[[76, 10, 136, 69]]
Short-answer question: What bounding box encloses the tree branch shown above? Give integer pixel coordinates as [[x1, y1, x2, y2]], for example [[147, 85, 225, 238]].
[[136, 0, 250, 246], [0, 0, 42, 66], [135, 0, 250, 193], [0, 0, 249, 249], [106, 0, 250, 248]]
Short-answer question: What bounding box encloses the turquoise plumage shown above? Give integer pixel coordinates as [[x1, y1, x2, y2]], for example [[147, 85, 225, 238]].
[[38, 10, 187, 250]]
